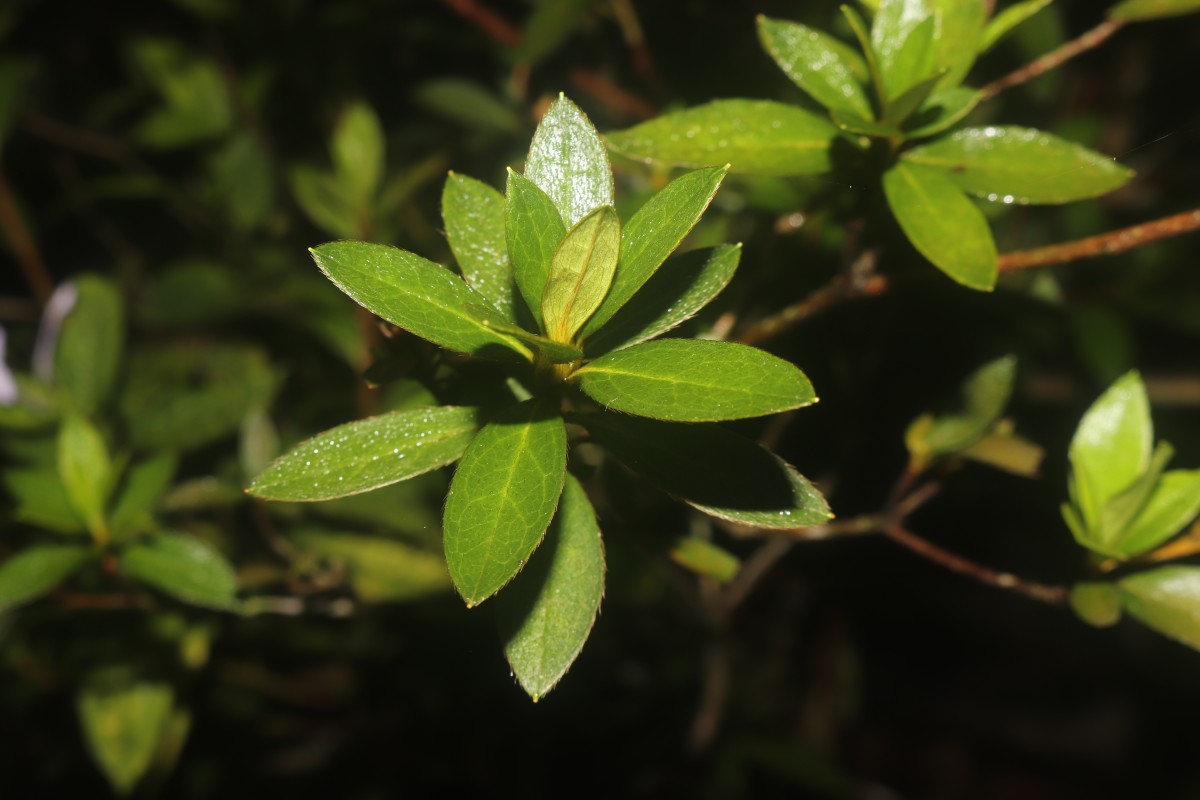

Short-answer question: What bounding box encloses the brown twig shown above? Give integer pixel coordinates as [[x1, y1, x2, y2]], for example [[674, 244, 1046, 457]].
[[979, 18, 1125, 100], [568, 67, 657, 120], [0, 171, 53, 305], [736, 262, 885, 347], [21, 111, 133, 164], [439, 0, 520, 47], [998, 207, 1200, 272]]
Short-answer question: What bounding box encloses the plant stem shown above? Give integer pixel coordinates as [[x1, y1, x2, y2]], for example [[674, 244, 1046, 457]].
[[998, 207, 1200, 272], [979, 18, 1125, 100], [439, 0, 520, 46], [0, 170, 53, 305]]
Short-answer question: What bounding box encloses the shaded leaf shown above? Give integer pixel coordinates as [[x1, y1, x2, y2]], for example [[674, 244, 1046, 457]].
[[498, 473, 604, 700], [882, 161, 997, 290], [542, 205, 620, 343], [980, 0, 1054, 53], [56, 275, 124, 417], [0, 544, 93, 613], [414, 78, 521, 133], [574, 339, 817, 422], [1118, 565, 1200, 650], [757, 15, 873, 118], [903, 87, 981, 139], [507, 170, 567, 329], [78, 670, 174, 796], [669, 536, 741, 583], [883, 70, 944, 126], [606, 99, 838, 177], [332, 101, 384, 205], [442, 173, 516, 320], [109, 453, 178, 538], [905, 355, 1016, 467], [1069, 582, 1121, 627], [517, 0, 599, 66], [903, 126, 1133, 204], [1098, 440, 1172, 552], [443, 400, 567, 605], [960, 431, 1045, 477], [1109, 0, 1200, 21], [525, 94, 613, 227], [884, 15, 935, 100], [465, 304, 582, 363], [293, 530, 450, 602], [57, 413, 114, 541], [3, 466, 86, 534], [930, 0, 985, 88], [290, 164, 358, 238], [583, 413, 831, 528], [249, 406, 479, 501], [209, 132, 274, 231], [130, 38, 231, 148], [120, 532, 239, 610]]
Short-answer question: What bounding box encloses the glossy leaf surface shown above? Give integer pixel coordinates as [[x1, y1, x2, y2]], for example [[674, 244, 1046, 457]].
[[582, 166, 727, 338], [882, 161, 997, 290], [249, 407, 479, 501], [120, 533, 239, 610], [1118, 566, 1200, 650], [311, 241, 522, 358], [498, 474, 604, 700], [541, 205, 620, 344], [871, 0, 933, 98], [442, 172, 516, 320], [78, 672, 174, 796], [903, 126, 1133, 204], [757, 15, 873, 118], [507, 169, 567, 328], [443, 400, 567, 605], [574, 339, 816, 422], [0, 544, 93, 613], [525, 94, 613, 227], [584, 414, 830, 528], [606, 99, 838, 177]]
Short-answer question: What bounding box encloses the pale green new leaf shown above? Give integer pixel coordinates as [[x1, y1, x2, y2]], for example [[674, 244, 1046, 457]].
[[525, 94, 613, 227], [902, 126, 1133, 204], [1097, 440, 1172, 551], [541, 205, 620, 344], [58, 413, 114, 541], [120, 532, 239, 611], [507, 169, 567, 328], [583, 413, 831, 528], [442, 173, 516, 320], [581, 166, 727, 338], [332, 101, 384, 205], [757, 15, 873, 119], [465, 304, 582, 363], [574, 339, 816, 422], [606, 99, 838, 177], [883, 161, 997, 290], [292, 530, 450, 603], [905, 355, 1016, 466], [249, 406, 479, 501], [1069, 582, 1122, 628], [311, 240, 524, 359], [56, 275, 124, 417], [78, 672, 174, 796], [1118, 566, 1200, 651], [0, 544, 93, 613], [586, 244, 741, 355], [1113, 470, 1200, 558], [498, 473, 605, 700], [980, 0, 1054, 53], [443, 400, 567, 605], [1109, 0, 1200, 21], [669, 537, 741, 583]]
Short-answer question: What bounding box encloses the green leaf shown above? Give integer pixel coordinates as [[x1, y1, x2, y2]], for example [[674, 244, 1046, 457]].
[[871, 0, 934, 97], [119, 532, 239, 611], [130, 38, 231, 148], [55, 275, 124, 417], [290, 164, 358, 239], [903, 87, 981, 139], [442, 173, 516, 320], [443, 400, 567, 605], [830, 110, 903, 138], [930, 0, 985, 88], [1069, 582, 1121, 628], [669, 536, 741, 583], [582, 413, 831, 528], [249, 406, 479, 501], [516, 0, 600, 66], [883, 15, 936, 100], [3, 466, 86, 534], [883, 70, 944, 126], [980, 0, 1054, 53], [332, 101, 385, 205], [1097, 440, 1172, 552], [757, 15, 874, 119], [414, 78, 522, 133], [465, 304, 582, 363], [58, 414, 114, 542], [497, 473, 605, 700], [960, 431, 1045, 477], [1109, 0, 1200, 21], [1113, 470, 1200, 557], [507, 170, 567, 329], [581, 166, 728, 338], [842, 4, 888, 102], [1117, 566, 1200, 650], [586, 244, 742, 355], [209, 132, 274, 232], [905, 355, 1016, 466], [109, 453, 178, 538], [1068, 371, 1152, 533], [542, 205, 621, 344], [574, 339, 816, 422], [0, 544, 93, 613], [292, 530, 450, 602], [606, 99, 839, 177], [525, 94, 613, 227], [902, 126, 1134, 204], [882, 161, 997, 290], [310, 240, 525, 359], [78, 670, 175, 796]]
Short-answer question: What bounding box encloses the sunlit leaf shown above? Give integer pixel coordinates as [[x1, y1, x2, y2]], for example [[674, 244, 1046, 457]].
[[507, 170, 567, 329], [525, 94, 613, 227], [905, 355, 1016, 467], [1112, 470, 1200, 558], [465, 304, 582, 363], [57, 413, 114, 541], [442, 173, 516, 320], [757, 15, 873, 118], [1118, 565, 1200, 650], [542, 205, 620, 343]]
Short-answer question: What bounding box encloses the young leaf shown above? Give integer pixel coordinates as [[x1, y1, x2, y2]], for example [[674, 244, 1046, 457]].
[[882, 161, 997, 290], [1097, 441, 1173, 551], [109, 452, 179, 538], [78, 671, 175, 797], [541, 205, 621, 344], [1069, 582, 1122, 628], [442, 173, 516, 320], [582, 413, 831, 528], [586, 244, 741, 355], [1109, 0, 1200, 21], [443, 399, 567, 606], [980, 0, 1054, 53], [311, 240, 526, 359], [574, 339, 816, 422], [55, 275, 124, 417], [1068, 371, 1152, 533], [1117, 565, 1200, 650], [1112, 470, 1200, 558], [757, 15, 874, 119], [292, 530, 450, 602], [58, 413, 114, 542], [497, 473, 605, 701], [669, 536, 741, 583], [507, 170, 567, 329], [525, 94, 613, 227], [606, 99, 838, 177], [581, 166, 728, 338], [248, 406, 479, 501], [332, 101, 384, 206], [905, 355, 1016, 467], [0, 544, 93, 613], [930, 0, 985, 89], [119, 532, 239, 611], [841, 4, 887, 102], [902, 126, 1133, 204], [465, 304, 582, 363], [903, 87, 981, 139]]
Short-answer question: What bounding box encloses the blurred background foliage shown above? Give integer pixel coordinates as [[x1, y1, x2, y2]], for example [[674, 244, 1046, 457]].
[[1, 0, 1200, 796]]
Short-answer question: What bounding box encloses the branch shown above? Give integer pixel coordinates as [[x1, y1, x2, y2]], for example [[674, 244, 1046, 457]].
[[979, 18, 1125, 100], [439, 0, 520, 47], [998, 207, 1200, 272], [0, 171, 53, 305]]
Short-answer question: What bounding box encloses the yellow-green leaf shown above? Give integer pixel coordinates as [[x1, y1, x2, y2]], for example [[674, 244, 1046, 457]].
[[78, 670, 175, 797], [0, 544, 93, 613], [757, 15, 873, 118], [119, 533, 239, 611], [541, 205, 620, 344]]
